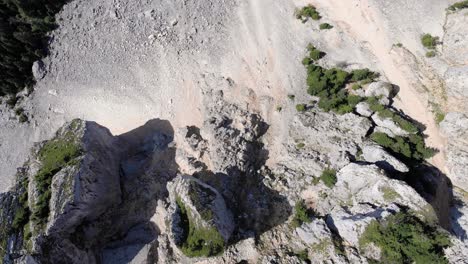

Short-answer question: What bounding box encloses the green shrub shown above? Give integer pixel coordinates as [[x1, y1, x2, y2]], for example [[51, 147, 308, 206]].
[[370, 132, 436, 160], [319, 23, 333, 30], [448, 0, 468, 11], [394, 43, 403, 48], [291, 200, 314, 227], [294, 249, 310, 263], [296, 5, 321, 22], [306, 44, 326, 61], [426, 51, 436, 58], [176, 198, 225, 257], [350, 69, 379, 82], [352, 83, 361, 90], [359, 212, 451, 263], [276, 106, 282, 112], [296, 142, 305, 149], [288, 94, 296, 100], [421, 34, 439, 50], [320, 168, 337, 188], [296, 104, 306, 112]]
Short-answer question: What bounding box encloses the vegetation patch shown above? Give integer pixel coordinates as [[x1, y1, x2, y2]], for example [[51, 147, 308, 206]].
[[320, 168, 337, 188], [0, 0, 69, 96], [426, 51, 436, 58], [175, 197, 225, 257], [296, 104, 306, 112], [359, 212, 451, 263], [380, 186, 401, 202], [366, 97, 418, 133], [32, 133, 81, 226], [291, 200, 315, 228], [448, 0, 468, 11], [319, 23, 333, 30], [295, 5, 321, 22], [370, 132, 436, 161], [301, 44, 379, 114], [421, 34, 439, 50], [292, 249, 311, 263]]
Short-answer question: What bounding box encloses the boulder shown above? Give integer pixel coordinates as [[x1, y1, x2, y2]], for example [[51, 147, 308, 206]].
[[355, 102, 373, 117], [372, 113, 409, 137], [361, 144, 409, 172], [365, 81, 396, 105], [32, 60, 46, 80]]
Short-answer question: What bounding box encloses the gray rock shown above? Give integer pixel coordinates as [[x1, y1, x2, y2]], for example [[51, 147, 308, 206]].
[[168, 174, 235, 242], [372, 113, 409, 137], [296, 219, 332, 245], [440, 112, 468, 190], [362, 144, 409, 172], [365, 81, 396, 105], [356, 102, 374, 117], [32, 60, 46, 80]]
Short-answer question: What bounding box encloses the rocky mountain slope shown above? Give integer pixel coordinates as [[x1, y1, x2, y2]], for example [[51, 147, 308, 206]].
[[0, 0, 467, 263]]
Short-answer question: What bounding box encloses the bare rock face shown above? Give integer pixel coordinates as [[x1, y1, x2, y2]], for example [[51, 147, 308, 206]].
[[440, 112, 468, 190], [364, 81, 397, 105], [361, 143, 409, 172], [355, 102, 374, 117], [168, 175, 234, 243], [372, 113, 409, 137]]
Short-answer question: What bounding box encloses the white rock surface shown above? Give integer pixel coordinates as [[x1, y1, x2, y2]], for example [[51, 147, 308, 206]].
[[362, 144, 409, 172], [355, 102, 373, 117]]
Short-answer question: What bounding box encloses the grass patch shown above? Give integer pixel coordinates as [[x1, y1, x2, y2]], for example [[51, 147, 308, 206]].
[[175, 197, 225, 257], [319, 23, 333, 30], [380, 186, 401, 202], [31, 132, 81, 225], [295, 5, 321, 22], [421, 34, 439, 50], [448, 0, 468, 11], [359, 212, 451, 263], [320, 168, 337, 188]]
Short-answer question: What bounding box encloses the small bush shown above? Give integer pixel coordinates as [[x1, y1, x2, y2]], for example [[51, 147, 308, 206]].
[[288, 94, 296, 100], [359, 212, 451, 263], [306, 44, 326, 61], [291, 200, 314, 227], [352, 83, 361, 90], [426, 51, 436, 58], [319, 23, 333, 30], [448, 0, 468, 11], [276, 106, 282, 112], [296, 104, 306, 112], [6, 96, 18, 108], [394, 43, 403, 48], [296, 142, 305, 149], [421, 34, 439, 50], [320, 168, 337, 188], [296, 5, 321, 22]]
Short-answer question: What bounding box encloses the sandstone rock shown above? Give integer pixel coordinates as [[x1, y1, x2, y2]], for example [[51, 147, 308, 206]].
[[365, 81, 396, 105], [361, 143, 409, 172]]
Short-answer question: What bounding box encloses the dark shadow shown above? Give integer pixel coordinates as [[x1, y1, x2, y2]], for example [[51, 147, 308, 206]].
[[52, 119, 178, 264], [404, 163, 454, 230], [191, 120, 292, 244]]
